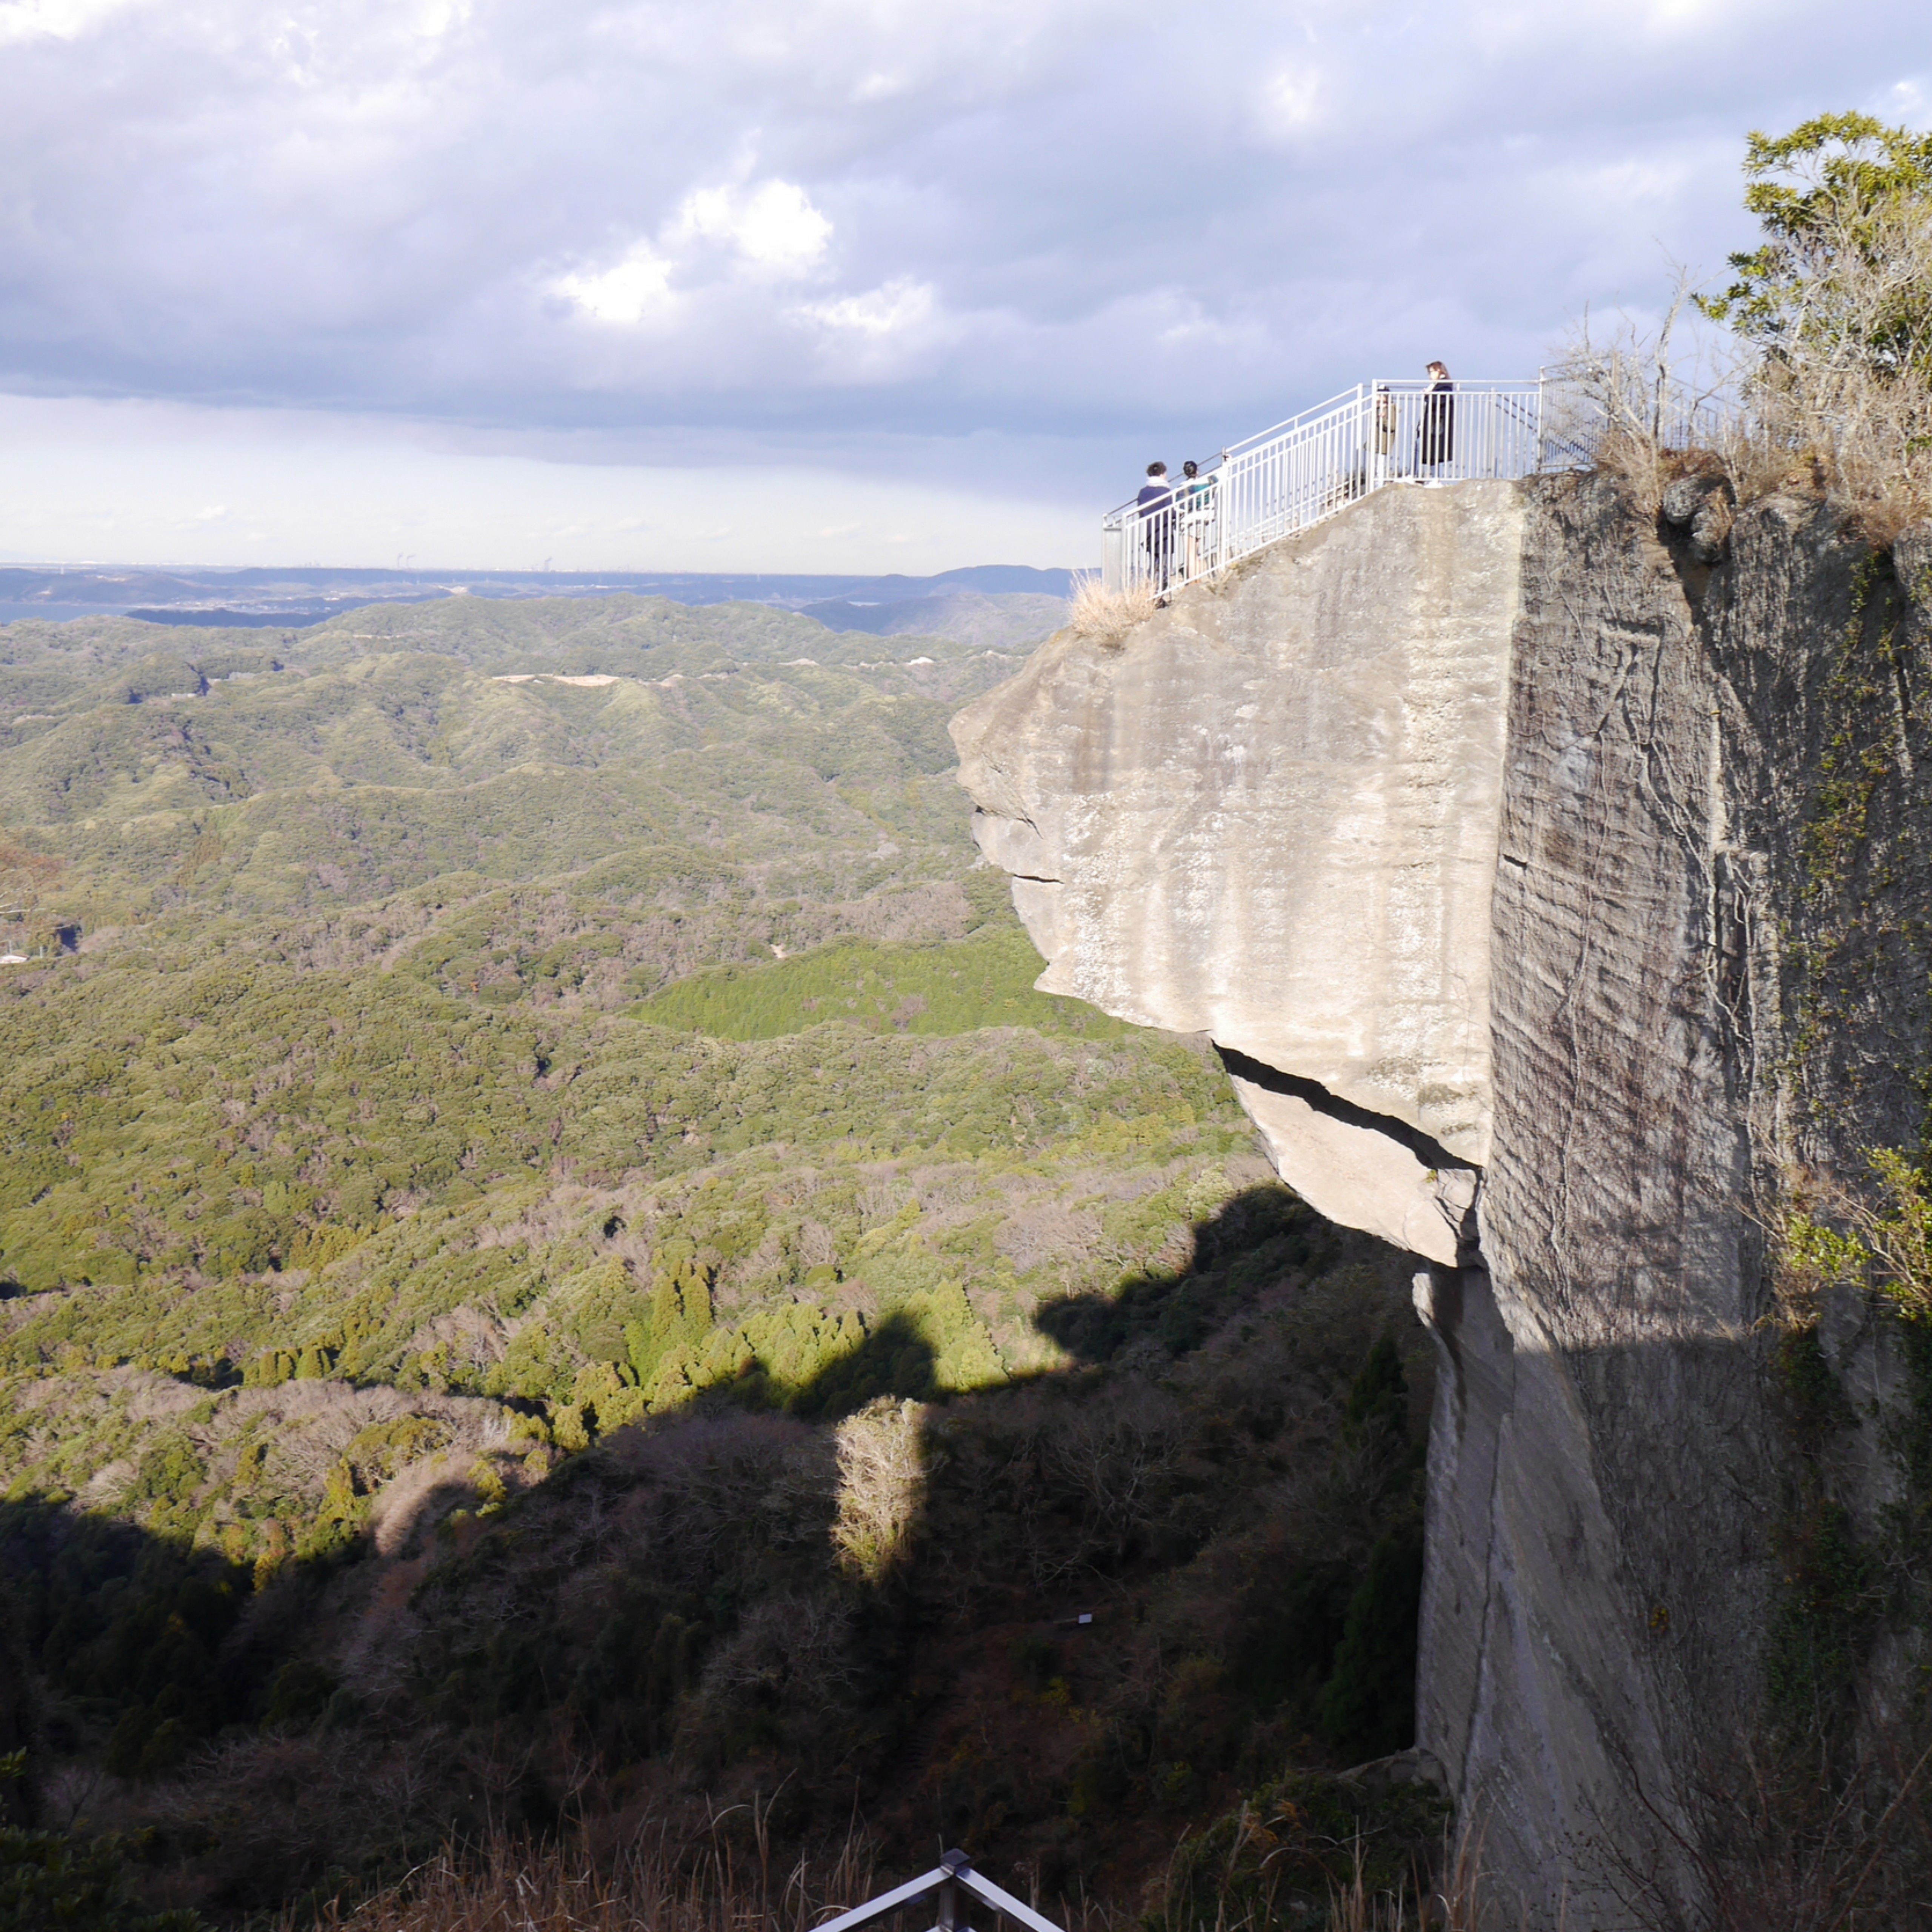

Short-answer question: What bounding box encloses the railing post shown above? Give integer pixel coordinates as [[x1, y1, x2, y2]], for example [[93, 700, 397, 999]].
[[1101, 521, 1123, 594], [939, 1848, 969, 1932]]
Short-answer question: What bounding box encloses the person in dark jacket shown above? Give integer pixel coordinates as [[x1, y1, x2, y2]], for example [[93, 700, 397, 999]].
[[1418, 361, 1454, 478], [1138, 461, 1176, 591]]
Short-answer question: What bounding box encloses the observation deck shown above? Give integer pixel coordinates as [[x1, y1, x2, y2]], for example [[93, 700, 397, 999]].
[[1101, 374, 1596, 595]]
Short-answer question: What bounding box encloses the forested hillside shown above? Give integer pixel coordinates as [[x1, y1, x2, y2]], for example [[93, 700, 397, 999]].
[[0, 594, 1432, 1928]]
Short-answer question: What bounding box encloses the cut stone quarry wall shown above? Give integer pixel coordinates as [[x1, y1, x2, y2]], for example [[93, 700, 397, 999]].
[[952, 473, 1932, 1925]]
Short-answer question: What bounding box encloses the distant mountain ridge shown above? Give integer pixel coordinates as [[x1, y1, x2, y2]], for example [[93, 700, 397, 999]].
[[0, 560, 1077, 630]]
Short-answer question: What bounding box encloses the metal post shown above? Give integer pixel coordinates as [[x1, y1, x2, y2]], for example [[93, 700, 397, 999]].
[[938, 1849, 970, 1932]]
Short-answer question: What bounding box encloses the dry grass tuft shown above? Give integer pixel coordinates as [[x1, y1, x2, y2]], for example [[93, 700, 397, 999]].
[[1557, 282, 1746, 516], [290, 1828, 1140, 1932], [297, 1829, 882, 1932], [294, 1825, 1485, 1932], [1067, 573, 1158, 649], [1565, 331, 1932, 544]]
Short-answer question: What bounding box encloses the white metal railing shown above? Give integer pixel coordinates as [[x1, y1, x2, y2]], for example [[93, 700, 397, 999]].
[[815, 1851, 1064, 1932], [1101, 374, 1597, 596]]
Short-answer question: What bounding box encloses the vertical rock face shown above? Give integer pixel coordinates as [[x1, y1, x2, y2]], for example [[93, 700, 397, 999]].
[[1429, 475, 1778, 1918], [952, 471, 1932, 1924]]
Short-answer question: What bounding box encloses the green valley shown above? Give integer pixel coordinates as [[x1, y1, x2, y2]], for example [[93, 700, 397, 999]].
[[0, 593, 1431, 1929]]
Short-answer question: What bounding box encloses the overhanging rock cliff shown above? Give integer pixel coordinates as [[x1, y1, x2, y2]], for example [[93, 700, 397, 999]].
[[957, 484, 1521, 1266], [952, 474, 1932, 1924]]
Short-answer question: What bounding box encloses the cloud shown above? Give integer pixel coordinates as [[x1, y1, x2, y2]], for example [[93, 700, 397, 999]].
[[0, 0, 145, 45], [0, 393, 1091, 572], [672, 179, 832, 273], [1884, 76, 1932, 125], [1255, 65, 1323, 138], [554, 245, 675, 325], [551, 176, 831, 326], [0, 0, 1918, 564], [792, 277, 954, 382], [797, 278, 937, 338]]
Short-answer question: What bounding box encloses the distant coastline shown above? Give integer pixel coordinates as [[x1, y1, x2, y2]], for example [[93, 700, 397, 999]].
[[0, 561, 1076, 631]]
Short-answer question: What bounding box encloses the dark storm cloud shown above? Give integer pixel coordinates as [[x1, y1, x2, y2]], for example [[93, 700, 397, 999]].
[[0, 0, 1924, 464]]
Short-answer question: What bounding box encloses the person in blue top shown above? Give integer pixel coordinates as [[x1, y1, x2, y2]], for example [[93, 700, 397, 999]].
[[1137, 462, 1175, 592], [1179, 459, 1216, 576]]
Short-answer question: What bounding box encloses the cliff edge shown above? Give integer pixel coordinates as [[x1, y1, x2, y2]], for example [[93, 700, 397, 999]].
[[952, 472, 1932, 1923]]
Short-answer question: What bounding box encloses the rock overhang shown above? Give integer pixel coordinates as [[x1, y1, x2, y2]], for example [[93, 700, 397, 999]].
[[951, 481, 1526, 1266]]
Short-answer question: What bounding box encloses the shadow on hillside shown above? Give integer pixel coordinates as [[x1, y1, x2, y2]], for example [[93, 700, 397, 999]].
[[1030, 1184, 1324, 1367], [0, 1492, 259, 1814], [786, 1309, 937, 1416], [0, 1180, 1436, 1912], [691, 1183, 1328, 1417]]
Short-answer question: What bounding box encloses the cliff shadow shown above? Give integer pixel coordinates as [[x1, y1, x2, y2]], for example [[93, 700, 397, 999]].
[[1032, 1182, 1348, 1364], [0, 1183, 1445, 1918], [779, 1309, 938, 1417]]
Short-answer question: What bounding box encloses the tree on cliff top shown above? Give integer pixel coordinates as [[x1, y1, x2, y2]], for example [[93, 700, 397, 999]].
[[1698, 113, 1932, 382], [1687, 112, 1932, 535]]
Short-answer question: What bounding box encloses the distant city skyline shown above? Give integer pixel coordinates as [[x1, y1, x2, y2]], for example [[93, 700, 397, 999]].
[[0, 0, 1924, 572]]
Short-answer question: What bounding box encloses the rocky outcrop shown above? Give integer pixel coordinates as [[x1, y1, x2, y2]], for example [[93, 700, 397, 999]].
[[958, 484, 1523, 1265], [952, 473, 1932, 1924]]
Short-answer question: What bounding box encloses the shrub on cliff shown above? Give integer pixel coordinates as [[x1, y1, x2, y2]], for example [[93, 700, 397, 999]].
[[1708, 114, 1932, 533], [1571, 112, 1932, 538]]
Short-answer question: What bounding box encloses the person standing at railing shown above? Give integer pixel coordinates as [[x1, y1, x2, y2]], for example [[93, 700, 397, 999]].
[[1138, 461, 1176, 591], [1419, 362, 1455, 480], [1179, 460, 1216, 577], [1373, 382, 1398, 485]]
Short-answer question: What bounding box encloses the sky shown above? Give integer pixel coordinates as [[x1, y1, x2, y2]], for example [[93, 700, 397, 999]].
[[0, 0, 1926, 574]]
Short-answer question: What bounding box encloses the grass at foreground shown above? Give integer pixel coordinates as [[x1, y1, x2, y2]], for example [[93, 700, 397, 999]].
[[275, 1820, 1487, 1932], [290, 1837, 894, 1932]]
